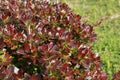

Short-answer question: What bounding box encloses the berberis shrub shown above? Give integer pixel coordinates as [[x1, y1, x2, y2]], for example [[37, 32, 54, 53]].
[[0, 0, 108, 80]]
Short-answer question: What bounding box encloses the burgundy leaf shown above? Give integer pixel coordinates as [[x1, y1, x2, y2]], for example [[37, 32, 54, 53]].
[[0, 38, 4, 49], [31, 74, 40, 80], [41, 44, 48, 52], [17, 48, 25, 55], [75, 14, 81, 21], [24, 43, 30, 53], [1, 14, 7, 20]]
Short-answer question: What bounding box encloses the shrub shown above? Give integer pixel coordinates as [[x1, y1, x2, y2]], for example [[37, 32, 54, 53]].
[[0, 0, 107, 79]]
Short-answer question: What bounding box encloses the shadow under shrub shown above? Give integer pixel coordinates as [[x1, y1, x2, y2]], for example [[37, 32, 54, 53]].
[[0, 0, 109, 80]]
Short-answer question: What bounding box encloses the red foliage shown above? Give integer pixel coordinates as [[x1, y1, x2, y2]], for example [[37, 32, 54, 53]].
[[0, 0, 109, 79], [112, 71, 120, 80]]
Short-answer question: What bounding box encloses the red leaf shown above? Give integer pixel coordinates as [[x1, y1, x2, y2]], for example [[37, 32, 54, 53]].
[[31, 45, 37, 53], [1, 14, 7, 20], [0, 38, 3, 44], [48, 42, 53, 51], [41, 44, 48, 52], [17, 48, 25, 55], [17, 70, 22, 78], [31, 74, 40, 80], [5, 69, 9, 75], [24, 43, 30, 52], [31, 74, 36, 80], [90, 52, 95, 58], [70, 40, 75, 46], [75, 14, 81, 21], [0, 38, 4, 49], [78, 50, 82, 57], [16, 32, 23, 39]]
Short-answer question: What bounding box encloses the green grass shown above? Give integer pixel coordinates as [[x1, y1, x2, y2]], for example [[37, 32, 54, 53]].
[[61, 0, 120, 79]]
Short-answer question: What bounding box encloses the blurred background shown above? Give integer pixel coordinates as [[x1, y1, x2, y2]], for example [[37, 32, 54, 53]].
[[50, 0, 120, 79]]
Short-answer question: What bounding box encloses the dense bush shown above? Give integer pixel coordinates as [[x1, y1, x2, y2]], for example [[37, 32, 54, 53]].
[[0, 0, 108, 79]]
